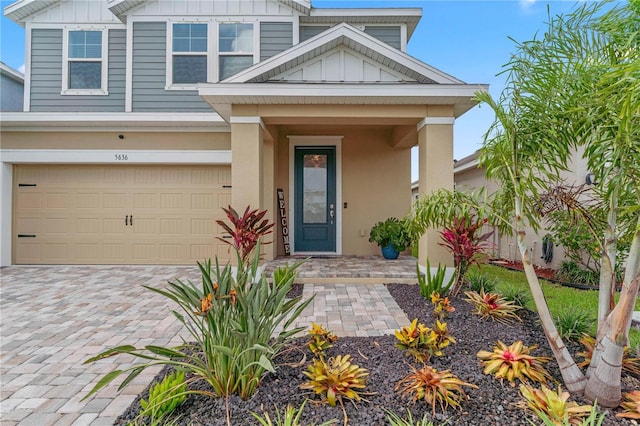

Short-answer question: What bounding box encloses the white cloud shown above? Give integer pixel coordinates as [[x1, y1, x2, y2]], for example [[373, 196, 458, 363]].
[[520, 0, 536, 12], [18, 64, 25, 73]]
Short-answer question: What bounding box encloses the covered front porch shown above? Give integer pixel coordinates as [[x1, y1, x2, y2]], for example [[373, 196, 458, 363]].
[[264, 254, 418, 284]]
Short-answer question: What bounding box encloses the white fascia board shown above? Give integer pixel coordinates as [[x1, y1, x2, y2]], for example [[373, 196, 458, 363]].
[[0, 62, 24, 82], [454, 159, 480, 173], [0, 112, 229, 130], [1, 149, 231, 165], [4, 0, 57, 25], [223, 22, 462, 85], [200, 82, 488, 100], [308, 8, 422, 18]]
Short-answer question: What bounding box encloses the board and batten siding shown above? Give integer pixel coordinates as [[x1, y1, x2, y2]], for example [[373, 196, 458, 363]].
[[30, 29, 126, 112], [363, 26, 401, 49], [132, 22, 210, 112], [260, 22, 293, 61]]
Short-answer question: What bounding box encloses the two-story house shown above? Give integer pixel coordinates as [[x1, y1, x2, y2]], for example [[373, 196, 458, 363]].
[[0, 62, 25, 112], [0, 0, 488, 267]]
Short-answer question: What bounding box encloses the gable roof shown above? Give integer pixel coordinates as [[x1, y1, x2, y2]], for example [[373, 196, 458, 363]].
[[0, 62, 24, 83], [4, 0, 311, 23], [200, 23, 487, 121], [223, 23, 462, 85]]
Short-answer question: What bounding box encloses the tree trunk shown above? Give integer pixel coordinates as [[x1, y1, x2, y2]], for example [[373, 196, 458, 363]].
[[597, 189, 618, 325], [585, 222, 640, 407], [514, 195, 587, 395]]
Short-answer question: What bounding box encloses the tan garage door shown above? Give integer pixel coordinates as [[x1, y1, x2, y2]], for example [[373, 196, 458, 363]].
[[13, 164, 232, 265]]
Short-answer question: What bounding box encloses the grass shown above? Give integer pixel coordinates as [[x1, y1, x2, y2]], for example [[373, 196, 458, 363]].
[[472, 264, 640, 350]]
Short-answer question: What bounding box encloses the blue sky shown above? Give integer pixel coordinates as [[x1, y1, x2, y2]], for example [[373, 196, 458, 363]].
[[1, 0, 587, 175]]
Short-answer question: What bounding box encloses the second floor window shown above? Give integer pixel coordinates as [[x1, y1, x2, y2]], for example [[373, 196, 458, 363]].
[[172, 23, 207, 84], [62, 29, 108, 95], [219, 23, 253, 80]]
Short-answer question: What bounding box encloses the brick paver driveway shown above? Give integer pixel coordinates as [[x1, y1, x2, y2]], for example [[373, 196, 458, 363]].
[[1, 266, 198, 426]]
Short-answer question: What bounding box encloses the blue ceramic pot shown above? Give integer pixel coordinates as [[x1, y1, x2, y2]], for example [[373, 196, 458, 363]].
[[381, 244, 400, 260]]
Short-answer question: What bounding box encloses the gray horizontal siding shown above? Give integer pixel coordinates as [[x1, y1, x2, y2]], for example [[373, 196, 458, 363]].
[[260, 22, 293, 61], [132, 22, 210, 112], [364, 26, 401, 49], [299, 26, 330, 42], [30, 29, 126, 112], [1, 75, 24, 111]]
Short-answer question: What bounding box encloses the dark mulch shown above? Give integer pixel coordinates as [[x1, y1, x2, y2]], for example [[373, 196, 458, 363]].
[[116, 284, 637, 426]]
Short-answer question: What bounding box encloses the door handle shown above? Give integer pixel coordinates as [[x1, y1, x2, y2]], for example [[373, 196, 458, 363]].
[[130, 215, 133, 226], [125, 215, 129, 226]]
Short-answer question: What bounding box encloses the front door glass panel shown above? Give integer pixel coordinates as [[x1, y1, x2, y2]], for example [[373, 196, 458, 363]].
[[303, 154, 327, 224]]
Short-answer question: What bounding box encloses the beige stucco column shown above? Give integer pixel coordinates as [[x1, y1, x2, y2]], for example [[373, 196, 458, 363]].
[[417, 115, 455, 267], [230, 113, 276, 260]]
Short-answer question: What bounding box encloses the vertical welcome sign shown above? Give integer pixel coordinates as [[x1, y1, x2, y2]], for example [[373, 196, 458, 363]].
[[277, 189, 290, 255]]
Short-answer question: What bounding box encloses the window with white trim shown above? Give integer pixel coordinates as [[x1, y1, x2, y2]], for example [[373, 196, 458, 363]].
[[172, 23, 208, 85], [62, 28, 108, 95], [218, 23, 254, 80]]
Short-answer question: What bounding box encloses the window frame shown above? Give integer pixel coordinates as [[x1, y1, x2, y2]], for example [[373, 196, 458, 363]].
[[217, 21, 259, 81], [166, 21, 210, 89], [61, 26, 109, 96]]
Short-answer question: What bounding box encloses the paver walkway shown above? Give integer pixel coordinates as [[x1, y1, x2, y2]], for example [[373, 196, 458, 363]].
[[0, 265, 410, 426]]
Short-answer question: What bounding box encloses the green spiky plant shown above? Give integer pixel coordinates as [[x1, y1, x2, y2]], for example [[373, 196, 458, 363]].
[[138, 370, 186, 426], [385, 408, 435, 426], [417, 258, 455, 298], [251, 399, 337, 426]]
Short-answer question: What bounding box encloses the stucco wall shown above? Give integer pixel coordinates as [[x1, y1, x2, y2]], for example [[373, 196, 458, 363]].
[[274, 126, 411, 256], [453, 148, 592, 270]]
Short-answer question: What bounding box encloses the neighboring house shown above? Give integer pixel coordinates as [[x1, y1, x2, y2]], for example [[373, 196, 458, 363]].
[[451, 149, 592, 269], [0, 0, 488, 267], [0, 62, 24, 111]]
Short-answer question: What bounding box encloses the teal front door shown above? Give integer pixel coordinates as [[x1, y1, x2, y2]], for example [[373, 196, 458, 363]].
[[294, 147, 336, 252]]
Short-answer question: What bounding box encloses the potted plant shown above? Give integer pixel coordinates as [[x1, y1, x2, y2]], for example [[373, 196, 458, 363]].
[[368, 217, 412, 259]]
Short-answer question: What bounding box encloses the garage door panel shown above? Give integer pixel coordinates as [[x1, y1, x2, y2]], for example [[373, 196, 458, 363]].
[[14, 165, 231, 265]]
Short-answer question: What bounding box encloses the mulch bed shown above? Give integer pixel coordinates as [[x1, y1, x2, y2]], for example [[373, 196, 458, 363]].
[[116, 284, 637, 426]]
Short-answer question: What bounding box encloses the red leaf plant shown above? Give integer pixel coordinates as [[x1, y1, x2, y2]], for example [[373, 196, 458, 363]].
[[439, 215, 494, 295], [216, 206, 275, 261]]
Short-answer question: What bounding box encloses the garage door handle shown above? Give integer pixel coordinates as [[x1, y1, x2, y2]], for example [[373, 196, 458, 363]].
[[130, 215, 133, 226], [125, 215, 128, 226], [18, 234, 36, 238]]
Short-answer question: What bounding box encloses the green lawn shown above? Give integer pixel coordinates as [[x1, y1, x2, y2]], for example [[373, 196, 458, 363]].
[[473, 264, 640, 350]]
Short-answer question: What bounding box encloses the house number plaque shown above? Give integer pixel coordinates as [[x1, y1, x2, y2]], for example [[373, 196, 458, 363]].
[[277, 189, 290, 256]]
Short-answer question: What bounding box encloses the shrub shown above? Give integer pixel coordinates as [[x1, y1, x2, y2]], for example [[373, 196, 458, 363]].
[[138, 370, 186, 425], [300, 354, 368, 407], [466, 272, 497, 293], [394, 319, 455, 363], [616, 390, 640, 419], [501, 286, 531, 310], [417, 258, 454, 298], [577, 334, 640, 377], [306, 323, 338, 357], [555, 261, 599, 287], [85, 249, 313, 404], [385, 408, 434, 426], [438, 214, 494, 295], [396, 365, 477, 415], [216, 205, 275, 261], [251, 399, 337, 426], [477, 340, 552, 386], [553, 310, 592, 341], [368, 217, 412, 252], [518, 384, 594, 425], [464, 289, 522, 323]]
